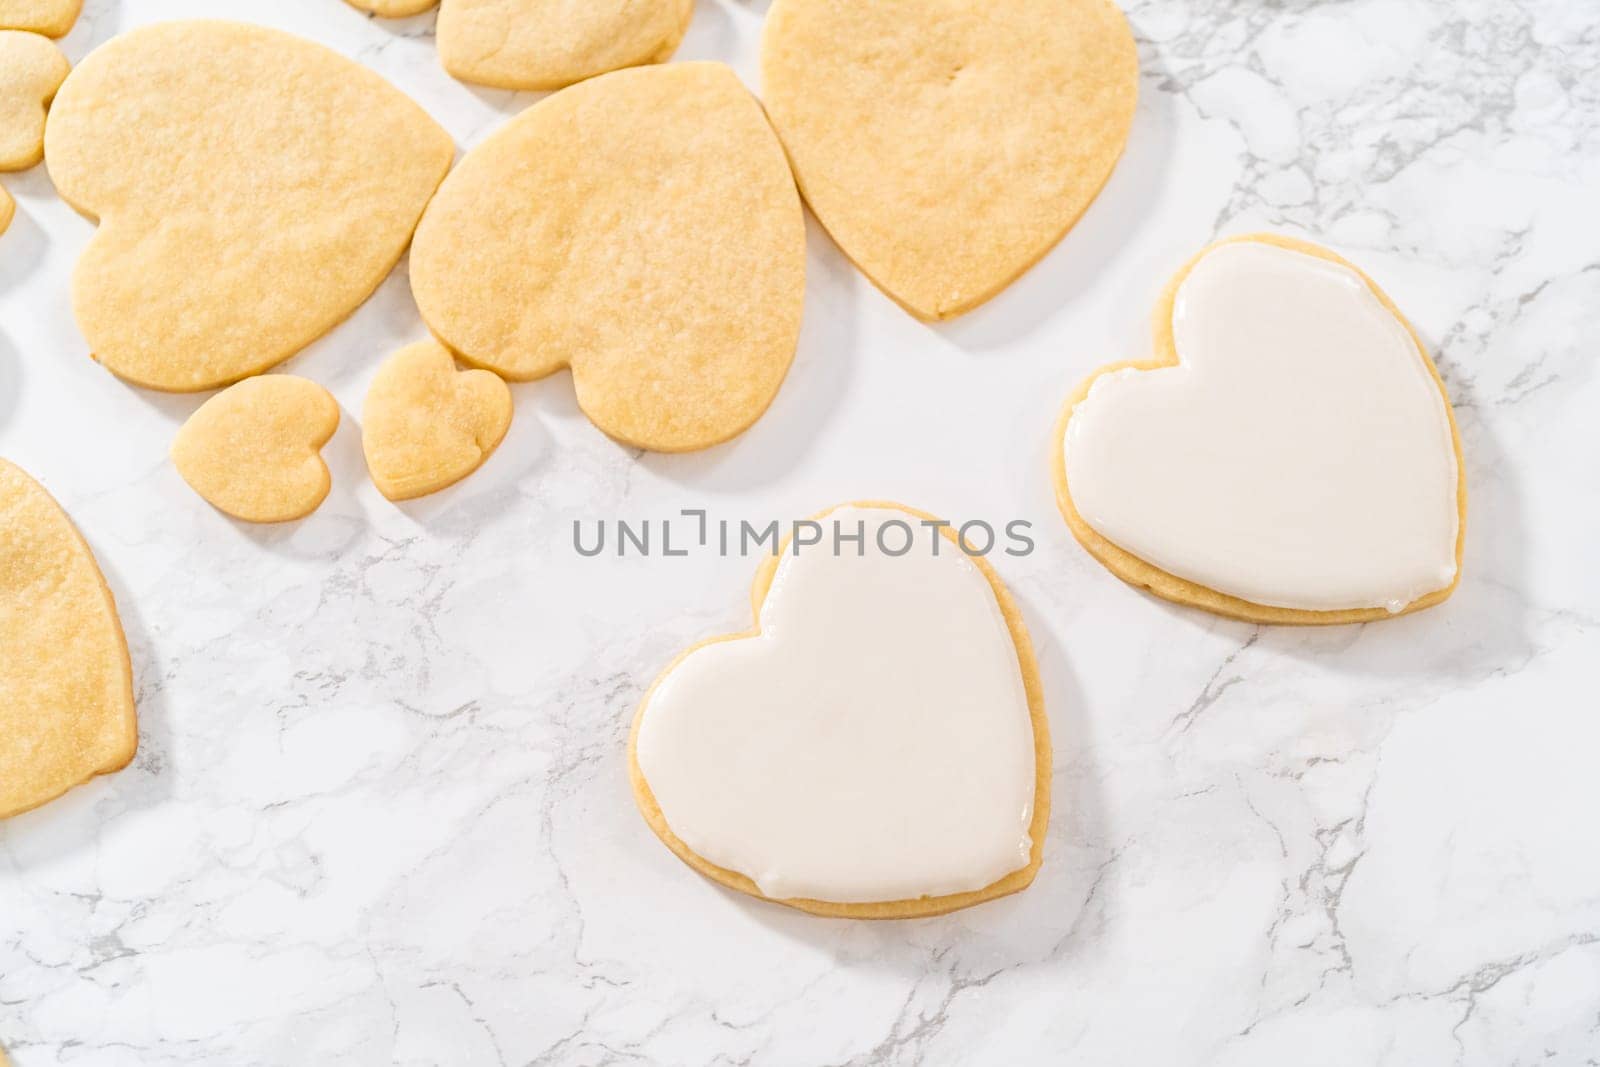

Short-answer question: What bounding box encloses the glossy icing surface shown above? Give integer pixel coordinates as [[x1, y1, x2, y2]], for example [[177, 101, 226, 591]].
[[635, 507, 1036, 903], [1064, 241, 1459, 613]]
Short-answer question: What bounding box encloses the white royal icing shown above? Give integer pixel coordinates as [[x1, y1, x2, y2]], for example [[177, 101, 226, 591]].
[[1064, 241, 1460, 613], [635, 506, 1037, 903]]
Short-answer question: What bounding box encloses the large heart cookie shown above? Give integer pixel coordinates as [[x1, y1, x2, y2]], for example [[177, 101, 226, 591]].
[[761, 0, 1138, 320], [44, 21, 454, 392], [171, 375, 340, 524], [437, 0, 694, 90], [630, 503, 1050, 917], [1054, 234, 1466, 624], [0, 0, 79, 37], [1, 459, 137, 819], [0, 30, 68, 171], [362, 339, 512, 502], [411, 62, 805, 453]]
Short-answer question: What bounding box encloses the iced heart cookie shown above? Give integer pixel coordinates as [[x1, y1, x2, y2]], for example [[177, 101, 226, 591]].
[[411, 62, 805, 452], [0, 459, 137, 819], [362, 339, 513, 501], [44, 21, 455, 392], [0, 30, 68, 171], [345, 0, 438, 15], [761, 0, 1137, 320], [0, 0, 78, 37], [437, 0, 694, 90], [171, 375, 340, 523], [1054, 234, 1466, 624], [630, 503, 1050, 917]]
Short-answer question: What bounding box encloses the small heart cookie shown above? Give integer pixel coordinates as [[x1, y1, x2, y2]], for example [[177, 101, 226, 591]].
[[0, 0, 79, 38], [437, 0, 693, 90], [0, 30, 68, 171], [1054, 234, 1466, 623], [1, 459, 137, 819], [761, 0, 1138, 320], [631, 502, 1050, 918], [44, 22, 454, 391], [411, 62, 805, 452], [172, 375, 340, 524], [362, 339, 513, 502], [344, 0, 438, 15], [0, 184, 12, 236]]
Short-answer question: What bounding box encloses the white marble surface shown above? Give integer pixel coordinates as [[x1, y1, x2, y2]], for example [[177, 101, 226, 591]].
[[2, 0, 1598, 1063]]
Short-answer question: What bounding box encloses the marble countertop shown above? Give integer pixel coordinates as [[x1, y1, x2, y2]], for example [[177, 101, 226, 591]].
[[3, 0, 1598, 1063]]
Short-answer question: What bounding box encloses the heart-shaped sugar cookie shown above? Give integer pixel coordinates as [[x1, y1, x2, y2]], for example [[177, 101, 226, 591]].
[[171, 375, 340, 524], [1, 459, 137, 819], [44, 21, 454, 392], [630, 503, 1050, 918], [362, 339, 513, 502], [344, 0, 438, 15], [0, 185, 12, 236], [761, 0, 1138, 320], [411, 62, 805, 452], [0, 30, 68, 171], [0, 0, 79, 37], [437, 0, 694, 90], [1054, 234, 1466, 623]]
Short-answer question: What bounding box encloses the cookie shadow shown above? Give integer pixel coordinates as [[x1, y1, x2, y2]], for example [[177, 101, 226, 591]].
[[282, 253, 427, 390], [59, 0, 126, 60], [0, 192, 49, 297], [457, 83, 549, 126], [936, 17, 1178, 352], [725, 589, 1113, 981], [678, 0, 742, 68], [0, 329, 19, 433], [95, 547, 179, 812], [638, 211, 860, 492], [115, 374, 208, 426]]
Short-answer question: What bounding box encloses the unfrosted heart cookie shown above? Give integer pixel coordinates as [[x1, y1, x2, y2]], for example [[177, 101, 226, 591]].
[[437, 0, 693, 90], [362, 339, 512, 501], [0, 459, 137, 819], [411, 62, 805, 452], [630, 502, 1050, 917], [44, 21, 455, 392], [344, 0, 438, 15], [0, 0, 79, 37], [0, 30, 68, 171], [172, 375, 340, 523], [0, 185, 12, 236], [1054, 235, 1466, 624], [761, 0, 1138, 320]]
